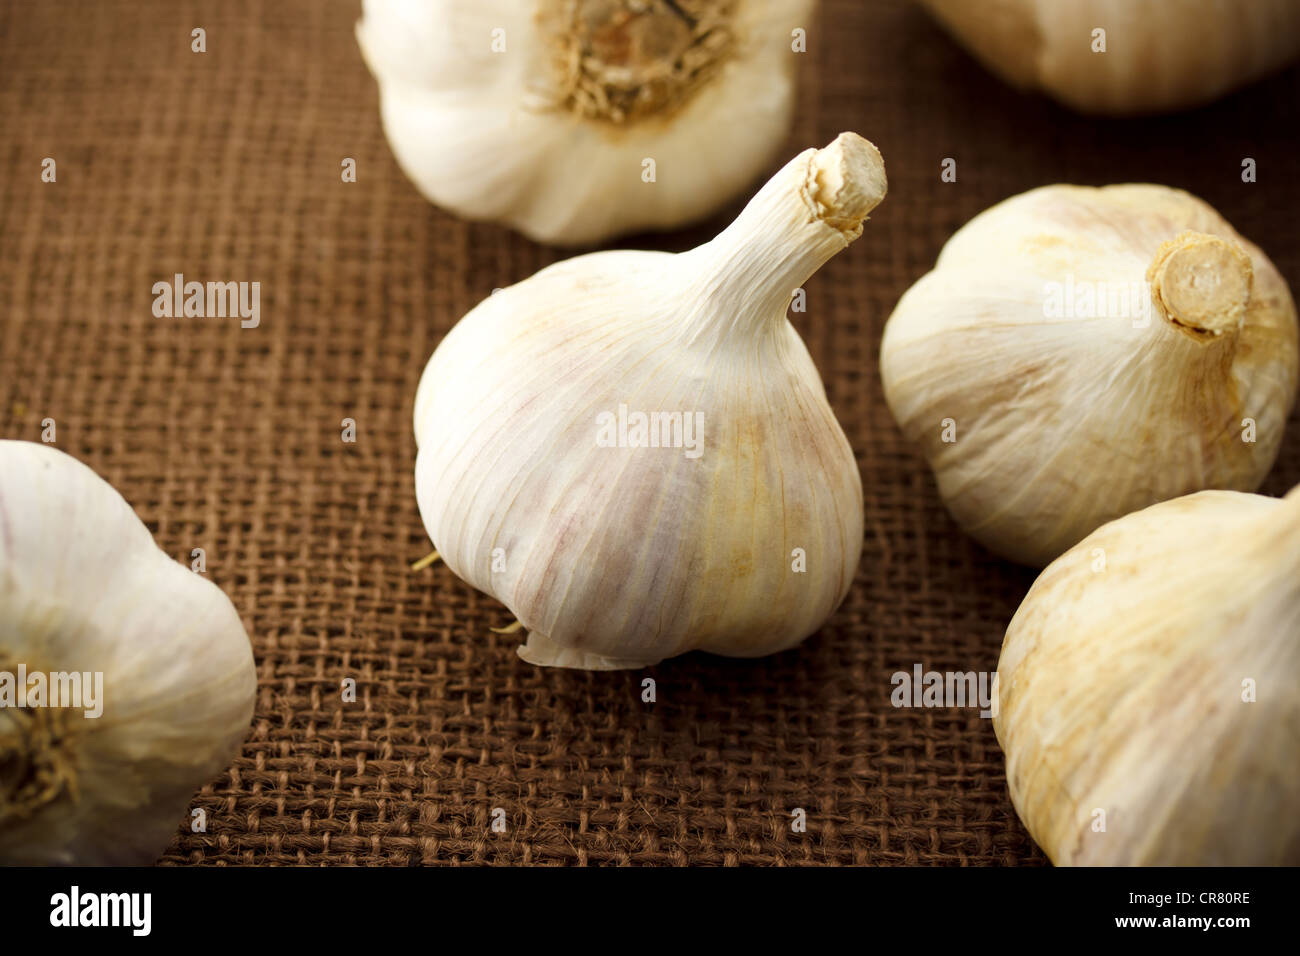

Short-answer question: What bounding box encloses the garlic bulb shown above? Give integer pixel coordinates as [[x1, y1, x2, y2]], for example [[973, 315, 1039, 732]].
[[918, 0, 1300, 115], [357, 0, 815, 245], [995, 484, 1300, 865], [413, 132, 883, 669], [880, 183, 1299, 567], [0, 441, 256, 865]]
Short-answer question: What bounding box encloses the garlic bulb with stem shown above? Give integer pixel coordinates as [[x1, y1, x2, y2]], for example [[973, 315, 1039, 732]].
[[413, 132, 884, 669], [918, 0, 1300, 115], [995, 483, 1300, 865], [0, 441, 257, 865], [357, 0, 816, 245], [880, 183, 1298, 567]]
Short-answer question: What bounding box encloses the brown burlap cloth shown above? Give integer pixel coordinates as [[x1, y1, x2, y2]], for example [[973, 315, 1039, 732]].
[[1, 1, 1297, 866]]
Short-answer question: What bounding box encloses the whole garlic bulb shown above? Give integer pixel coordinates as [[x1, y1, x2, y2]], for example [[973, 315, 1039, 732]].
[[880, 183, 1299, 567], [995, 484, 1300, 865], [357, 0, 815, 245], [414, 133, 884, 669], [0, 441, 257, 865], [918, 0, 1300, 115]]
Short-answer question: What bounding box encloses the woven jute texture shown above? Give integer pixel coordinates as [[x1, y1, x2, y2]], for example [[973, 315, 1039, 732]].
[[2, 0, 1298, 866]]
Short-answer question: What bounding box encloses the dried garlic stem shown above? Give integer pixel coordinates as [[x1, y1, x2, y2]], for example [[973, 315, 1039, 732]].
[[685, 132, 887, 340], [1149, 231, 1254, 339]]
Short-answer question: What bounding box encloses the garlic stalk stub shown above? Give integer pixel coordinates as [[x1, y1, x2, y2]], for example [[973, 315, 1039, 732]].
[[880, 183, 1299, 567], [0, 441, 256, 865], [357, 0, 816, 245], [918, 0, 1300, 115], [995, 485, 1300, 865], [414, 133, 884, 669]]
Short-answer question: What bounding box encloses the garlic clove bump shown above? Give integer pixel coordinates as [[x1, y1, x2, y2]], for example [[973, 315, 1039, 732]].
[[0, 441, 257, 865], [880, 183, 1299, 567], [917, 0, 1300, 115], [413, 133, 884, 669], [995, 483, 1300, 865], [357, 0, 818, 245]]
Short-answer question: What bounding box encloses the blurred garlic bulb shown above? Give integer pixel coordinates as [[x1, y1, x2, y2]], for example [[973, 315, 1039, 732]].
[[995, 484, 1300, 865], [880, 183, 1298, 567], [0, 441, 256, 865], [357, 0, 816, 245], [414, 132, 883, 669], [918, 0, 1300, 115]]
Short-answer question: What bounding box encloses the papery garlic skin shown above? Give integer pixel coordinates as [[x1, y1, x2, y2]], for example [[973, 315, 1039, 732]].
[[880, 183, 1298, 567], [0, 441, 256, 865], [995, 485, 1300, 866], [918, 0, 1300, 115], [357, 0, 816, 245], [413, 133, 883, 669]]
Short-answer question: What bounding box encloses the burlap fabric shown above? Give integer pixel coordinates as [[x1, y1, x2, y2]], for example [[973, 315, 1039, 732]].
[[1, 0, 1297, 865]]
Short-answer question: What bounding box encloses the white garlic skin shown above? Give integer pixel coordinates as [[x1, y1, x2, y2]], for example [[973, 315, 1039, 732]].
[[995, 485, 1300, 865], [414, 134, 884, 669], [880, 183, 1298, 567], [918, 0, 1300, 115], [357, 0, 816, 245], [0, 441, 256, 865]]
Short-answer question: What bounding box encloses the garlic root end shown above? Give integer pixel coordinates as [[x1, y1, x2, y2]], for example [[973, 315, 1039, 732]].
[[0, 701, 79, 828], [410, 549, 441, 571], [516, 632, 655, 670]]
